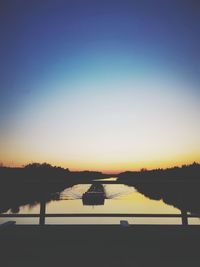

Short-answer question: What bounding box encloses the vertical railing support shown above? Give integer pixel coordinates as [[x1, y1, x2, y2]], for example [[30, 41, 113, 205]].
[[39, 199, 46, 226], [181, 209, 188, 226]]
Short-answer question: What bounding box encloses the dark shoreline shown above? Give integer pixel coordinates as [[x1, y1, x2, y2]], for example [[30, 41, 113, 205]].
[[0, 162, 200, 215]]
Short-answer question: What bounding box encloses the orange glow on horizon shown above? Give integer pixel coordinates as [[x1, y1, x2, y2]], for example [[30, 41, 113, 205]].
[[1, 151, 200, 174]]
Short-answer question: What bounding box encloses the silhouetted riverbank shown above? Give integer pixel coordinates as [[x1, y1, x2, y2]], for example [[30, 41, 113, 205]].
[[118, 163, 200, 215], [118, 162, 200, 182], [1, 162, 200, 216], [0, 163, 110, 184], [0, 163, 111, 214]]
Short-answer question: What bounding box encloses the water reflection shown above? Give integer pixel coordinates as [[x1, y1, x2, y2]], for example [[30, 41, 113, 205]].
[[125, 181, 200, 216], [59, 183, 135, 201], [104, 184, 136, 199], [59, 184, 91, 200], [0, 180, 74, 214], [0, 178, 200, 225]]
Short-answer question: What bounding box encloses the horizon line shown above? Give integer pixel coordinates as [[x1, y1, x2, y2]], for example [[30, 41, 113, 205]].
[[1, 160, 199, 175]]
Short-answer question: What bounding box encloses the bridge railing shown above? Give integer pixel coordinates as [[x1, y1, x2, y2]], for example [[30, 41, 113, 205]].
[[0, 209, 199, 226], [0, 199, 199, 226]]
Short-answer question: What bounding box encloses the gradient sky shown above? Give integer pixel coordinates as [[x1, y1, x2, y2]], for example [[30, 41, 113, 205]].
[[0, 0, 200, 172]]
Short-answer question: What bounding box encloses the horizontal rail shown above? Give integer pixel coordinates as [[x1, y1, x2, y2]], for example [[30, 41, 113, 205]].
[[0, 213, 199, 218]]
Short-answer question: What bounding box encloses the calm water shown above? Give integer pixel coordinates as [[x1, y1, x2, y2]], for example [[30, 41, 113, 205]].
[[1, 178, 199, 225]]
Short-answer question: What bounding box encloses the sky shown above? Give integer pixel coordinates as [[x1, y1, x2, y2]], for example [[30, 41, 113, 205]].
[[0, 0, 200, 172]]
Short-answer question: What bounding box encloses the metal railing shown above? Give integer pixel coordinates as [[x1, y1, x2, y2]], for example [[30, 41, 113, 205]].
[[0, 201, 199, 226]]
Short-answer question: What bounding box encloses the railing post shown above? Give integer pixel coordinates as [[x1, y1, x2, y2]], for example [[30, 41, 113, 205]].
[[39, 199, 46, 226], [181, 209, 188, 226]]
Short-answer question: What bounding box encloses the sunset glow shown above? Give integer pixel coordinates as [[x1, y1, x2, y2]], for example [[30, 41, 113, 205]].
[[0, 1, 200, 172]]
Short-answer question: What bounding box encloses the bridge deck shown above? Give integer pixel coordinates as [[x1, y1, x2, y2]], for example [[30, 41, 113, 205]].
[[1, 225, 200, 267]]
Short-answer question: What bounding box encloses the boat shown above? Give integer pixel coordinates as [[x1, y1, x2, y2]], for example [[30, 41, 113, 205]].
[[82, 183, 106, 205]]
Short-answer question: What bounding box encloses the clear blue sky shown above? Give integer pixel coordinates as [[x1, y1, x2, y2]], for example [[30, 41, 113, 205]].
[[0, 0, 200, 171]]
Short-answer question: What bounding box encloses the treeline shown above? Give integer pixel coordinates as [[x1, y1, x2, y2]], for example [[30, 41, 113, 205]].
[[118, 162, 200, 182], [118, 162, 200, 214], [0, 162, 106, 184], [0, 162, 106, 214]]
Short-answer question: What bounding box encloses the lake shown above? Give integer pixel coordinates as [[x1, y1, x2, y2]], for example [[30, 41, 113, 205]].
[[0, 178, 199, 225]]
